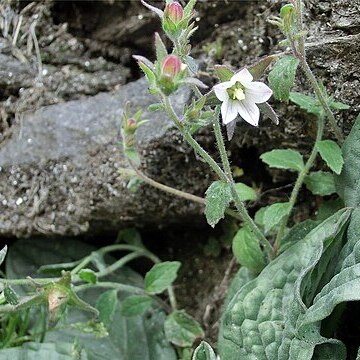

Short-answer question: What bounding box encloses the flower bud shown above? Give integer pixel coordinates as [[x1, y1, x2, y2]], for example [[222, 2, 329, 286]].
[[127, 118, 136, 127], [167, 1, 183, 24], [161, 55, 182, 78]]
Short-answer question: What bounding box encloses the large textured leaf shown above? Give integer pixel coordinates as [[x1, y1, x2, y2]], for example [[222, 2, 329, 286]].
[[298, 208, 360, 337], [219, 208, 351, 360], [0, 342, 87, 360], [335, 113, 360, 207], [6, 239, 176, 360]]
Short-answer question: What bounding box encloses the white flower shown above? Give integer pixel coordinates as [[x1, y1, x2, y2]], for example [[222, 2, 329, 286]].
[[213, 68, 273, 126]]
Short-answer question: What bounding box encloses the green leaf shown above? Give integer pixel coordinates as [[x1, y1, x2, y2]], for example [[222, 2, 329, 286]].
[[263, 202, 291, 233], [79, 269, 97, 284], [117, 228, 144, 247], [0, 245, 7, 266], [260, 149, 304, 172], [204, 181, 232, 227], [219, 208, 352, 360], [330, 100, 350, 110], [0, 342, 87, 360], [192, 341, 217, 360], [164, 310, 204, 347], [289, 92, 322, 117], [4, 285, 19, 305], [335, 114, 360, 207], [268, 55, 299, 102], [316, 198, 344, 222], [254, 206, 268, 227], [96, 290, 118, 328], [214, 65, 234, 82], [248, 55, 277, 80], [121, 295, 153, 317], [183, 0, 197, 17], [279, 219, 320, 254], [125, 148, 141, 167], [304, 171, 336, 196], [316, 140, 344, 175], [154, 32, 168, 62], [232, 226, 266, 273], [145, 261, 181, 295], [234, 183, 257, 201]]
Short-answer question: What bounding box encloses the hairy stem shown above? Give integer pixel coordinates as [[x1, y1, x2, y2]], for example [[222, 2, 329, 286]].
[[274, 115, 325, 253], [212, 115, 274, 261]]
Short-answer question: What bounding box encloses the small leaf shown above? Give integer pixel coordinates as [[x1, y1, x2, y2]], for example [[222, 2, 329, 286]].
[[192, 341, 217, 360], [232, 226, 266, 273], [4, 285, 19, 305], [121, 295, 153, 317], [214, 65, 234, 82], [330, 100, 350, 110], [305, 171, 336, 196], [117, 228, 144, 247], [125, 148, 141, 166], [145, 261, 181, 295], [263, 202, 291, 233], [141, 0, 163, 17], [260, 149, 304, 172], [154, 33, 168, 62], [184, 55, 199, 74], [289, 91, 322, 117], [316, 140, 344, 175], [79, 269, 97, 284], [258, 102, 279, 125], [204, 181, 232, 227], [132, 55, 154, 70], [248, 55, 278, 80], [268, 55, 299, 102], [96, 289, 118, 328], [234, 182, 257, 201], [0, 245, 7, 266], [164, 310, 204, 347], [183, 0, 197, 17]]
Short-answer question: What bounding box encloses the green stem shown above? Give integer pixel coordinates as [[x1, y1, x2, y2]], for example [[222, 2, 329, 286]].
[[299, 56, 343, 143], [290, 2, 343, 143], [74, 282, 145, 295], [212, 115, 274, 261], [274, 115, 324, 253]]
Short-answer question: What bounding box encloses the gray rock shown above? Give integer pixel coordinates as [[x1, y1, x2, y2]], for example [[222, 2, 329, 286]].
[[0, 78, 207, 237]]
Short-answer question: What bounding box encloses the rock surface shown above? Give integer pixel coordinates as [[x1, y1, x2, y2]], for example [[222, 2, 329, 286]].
[[0, 0, 359, 237]]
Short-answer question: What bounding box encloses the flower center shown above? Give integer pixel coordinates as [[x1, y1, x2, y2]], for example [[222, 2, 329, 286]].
[[227, 82, 246, 101]]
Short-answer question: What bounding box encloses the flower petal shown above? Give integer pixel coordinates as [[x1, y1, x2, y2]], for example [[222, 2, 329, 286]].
[[213, 83, 229, 101], [237, 100, 260, 126], [232, 68, 253, 86], [221, 99, 238, 125], [244, 81, 273, 104]]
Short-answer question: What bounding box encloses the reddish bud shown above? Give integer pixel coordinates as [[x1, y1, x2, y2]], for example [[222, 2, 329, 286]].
[[127, 118, 136, 127], [167, 1, 183, 23], [161, 55, 182, 78]]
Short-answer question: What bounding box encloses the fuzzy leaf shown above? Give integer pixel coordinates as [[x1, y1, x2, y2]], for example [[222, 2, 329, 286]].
[[232, 226, 266, 273], [219, 208, 351, 360], [289, 92, 322, 117], [214, 65, 234, 82], [184, 55, 199, 74], [141, 0, 163, 17], [316, 140, 344, 175], [121, 295, 153, 317], [249, 55, 278, 80], [330, 101, 350, 110], [96, 290, 118, 329], [263, 202, 291, 233], [145, 261, 181, 295], [305, 171, 336, 196], [154, 33, 168, 62], [268, 55, 299, 102], [335, 114, 360, 207], [205, 181, 232, 227], [258, 102, 279, 125], [79, 269, 97, 284], [183, 0, 197, 17], [164, 310, 204, 347], [192, 341, 217, 360], [234, 182, 257, 201], [260, 149, 304, 172]]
